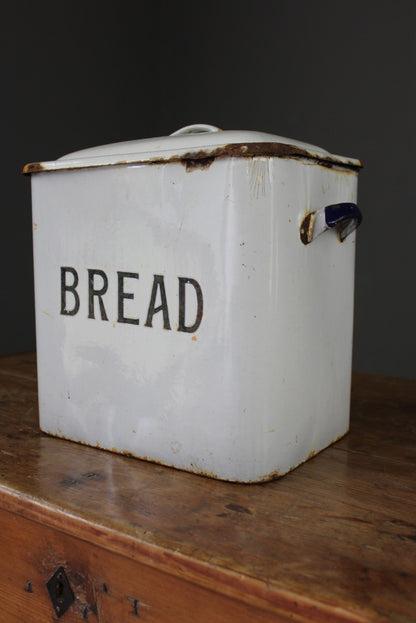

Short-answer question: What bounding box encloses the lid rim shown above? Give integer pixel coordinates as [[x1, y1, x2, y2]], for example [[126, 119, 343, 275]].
[[23, 141, 361, 175]]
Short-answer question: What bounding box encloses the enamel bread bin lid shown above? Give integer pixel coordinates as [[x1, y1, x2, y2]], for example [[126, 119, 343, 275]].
[[26, 124, 362, 483], [23, 123, 361, 173]]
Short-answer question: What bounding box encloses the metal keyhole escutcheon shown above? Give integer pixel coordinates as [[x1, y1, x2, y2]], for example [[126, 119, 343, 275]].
[[46, 567, 74, 618]]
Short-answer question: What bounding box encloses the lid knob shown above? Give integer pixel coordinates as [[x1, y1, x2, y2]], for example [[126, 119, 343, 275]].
[[170, 124, 222, 136]]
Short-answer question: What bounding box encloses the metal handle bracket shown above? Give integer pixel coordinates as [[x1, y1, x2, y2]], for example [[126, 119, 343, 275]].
[[300, 202, 362, 245]]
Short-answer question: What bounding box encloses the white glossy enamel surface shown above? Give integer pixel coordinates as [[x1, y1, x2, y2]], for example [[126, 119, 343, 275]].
[[31, 154, 359, 482]]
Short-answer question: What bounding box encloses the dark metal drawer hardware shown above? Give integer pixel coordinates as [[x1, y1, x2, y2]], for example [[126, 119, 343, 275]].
[[46, 566, 74, 618]]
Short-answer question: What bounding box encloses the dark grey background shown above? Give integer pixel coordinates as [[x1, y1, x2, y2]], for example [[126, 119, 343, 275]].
[[2, 1, 415, 378]]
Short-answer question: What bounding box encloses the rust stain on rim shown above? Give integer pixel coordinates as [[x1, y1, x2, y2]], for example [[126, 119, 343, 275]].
[[23, 142, 362, 175], [183, 156, 216, 172]]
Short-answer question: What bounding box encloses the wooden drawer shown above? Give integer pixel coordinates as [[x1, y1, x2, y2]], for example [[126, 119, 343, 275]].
[[1, 507, 289, 623]]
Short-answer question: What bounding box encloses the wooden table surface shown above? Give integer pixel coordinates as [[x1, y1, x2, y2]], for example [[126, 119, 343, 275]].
[[0, 352, 415, 622]]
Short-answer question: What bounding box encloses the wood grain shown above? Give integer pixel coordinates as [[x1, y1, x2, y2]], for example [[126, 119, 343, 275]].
[[0, 352, 415, 622]]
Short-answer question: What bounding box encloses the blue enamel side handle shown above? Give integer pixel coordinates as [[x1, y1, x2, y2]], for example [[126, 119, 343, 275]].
[[325, 203, 362, 241], [300, 202, 362, 244]]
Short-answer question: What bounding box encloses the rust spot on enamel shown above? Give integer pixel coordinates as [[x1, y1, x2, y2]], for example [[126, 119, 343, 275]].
[[300, 211, 316, 245]]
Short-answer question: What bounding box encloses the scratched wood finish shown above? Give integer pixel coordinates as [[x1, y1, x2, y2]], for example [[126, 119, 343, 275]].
[[0, 352, 415, 622], [1, 506, 300, 623]]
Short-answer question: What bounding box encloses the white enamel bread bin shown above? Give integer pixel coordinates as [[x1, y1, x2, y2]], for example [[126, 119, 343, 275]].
[[25, 124, 362, 483]]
